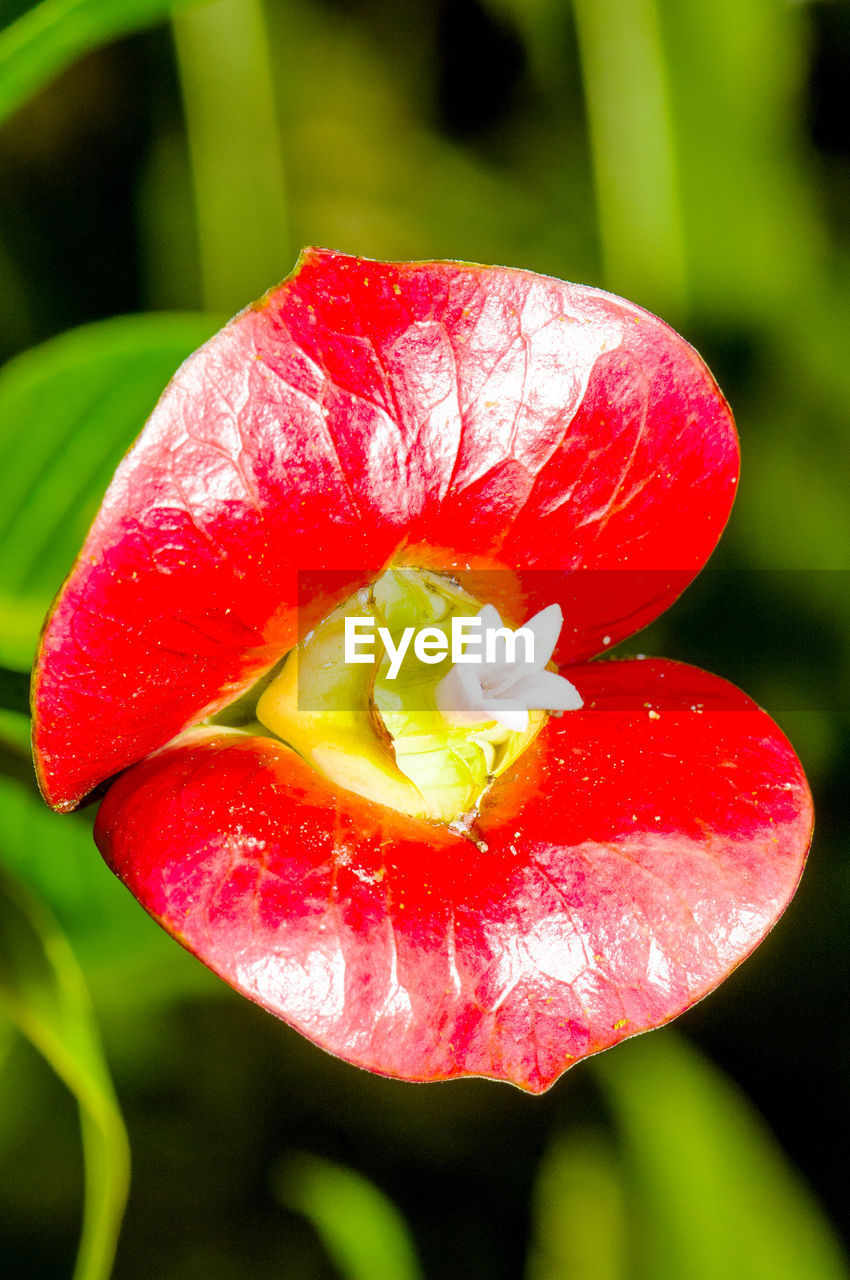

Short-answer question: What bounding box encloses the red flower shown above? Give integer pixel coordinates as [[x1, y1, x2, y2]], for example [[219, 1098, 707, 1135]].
[[32, 249, 811, 1093]]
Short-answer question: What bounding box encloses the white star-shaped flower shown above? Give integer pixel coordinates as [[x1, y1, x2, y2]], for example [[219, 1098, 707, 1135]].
[[435, 602, 583, 733]]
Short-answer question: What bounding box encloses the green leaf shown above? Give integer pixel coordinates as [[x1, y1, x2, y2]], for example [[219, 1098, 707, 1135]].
[[0, 867, 130, 1280], [0, 775, 134, 951], [0, 312, 220, 669], [0, 773, 218, 1011], [0, 0, 212, 125], [273, 1152, 424, 1280], [592, 1033, 848, 1280]]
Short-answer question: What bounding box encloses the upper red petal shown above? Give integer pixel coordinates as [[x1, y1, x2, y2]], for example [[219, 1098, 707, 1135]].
[[33, 250, 738, 810], [94, 660, 810, 1093]]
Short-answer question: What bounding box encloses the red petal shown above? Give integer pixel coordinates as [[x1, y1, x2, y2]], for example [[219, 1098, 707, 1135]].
[[95, 660, 810, 1093], [34, 250, 738, 811]]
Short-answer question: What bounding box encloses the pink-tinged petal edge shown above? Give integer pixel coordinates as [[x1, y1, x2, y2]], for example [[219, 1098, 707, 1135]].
[[95, 660, 812, 1094]]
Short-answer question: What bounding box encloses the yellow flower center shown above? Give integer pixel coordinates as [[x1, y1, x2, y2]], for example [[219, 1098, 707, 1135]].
[[255, 569, 552, 823]]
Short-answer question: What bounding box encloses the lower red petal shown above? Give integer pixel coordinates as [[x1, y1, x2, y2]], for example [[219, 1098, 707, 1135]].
[[95, 658, 811, 1092]]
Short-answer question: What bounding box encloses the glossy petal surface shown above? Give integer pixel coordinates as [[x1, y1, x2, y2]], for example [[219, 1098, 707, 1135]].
[[95, 660, 811, 1093], [33, 250, 738, 811]]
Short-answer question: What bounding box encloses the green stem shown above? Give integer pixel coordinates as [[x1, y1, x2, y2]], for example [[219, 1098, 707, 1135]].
[[0, 879, 131, 1280], [571, 0, 687, 315], [73, 1101, 131, 1280], [172, 0, 290, 314]]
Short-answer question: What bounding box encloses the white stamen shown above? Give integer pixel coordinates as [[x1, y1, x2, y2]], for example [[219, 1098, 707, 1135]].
[[435, 603, 582, 731]]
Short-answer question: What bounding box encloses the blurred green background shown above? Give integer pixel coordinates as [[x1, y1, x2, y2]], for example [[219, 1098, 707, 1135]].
[[1, 0, 849, 1276]]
